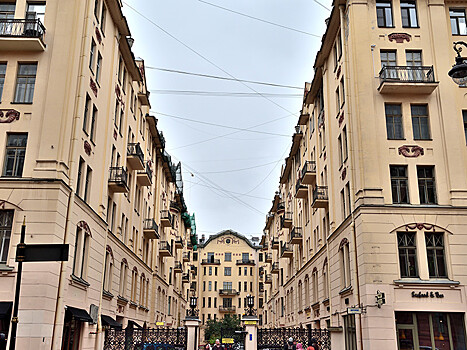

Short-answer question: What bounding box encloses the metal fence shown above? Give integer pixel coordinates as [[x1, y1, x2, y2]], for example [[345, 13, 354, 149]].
[[104, 327, 187, 350], [258, 328, 330, 350]]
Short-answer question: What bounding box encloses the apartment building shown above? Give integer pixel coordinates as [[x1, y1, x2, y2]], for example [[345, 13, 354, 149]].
[[0, 0, 195, 349], [261, 0, 467, 349], [195, 230, 263, 340]]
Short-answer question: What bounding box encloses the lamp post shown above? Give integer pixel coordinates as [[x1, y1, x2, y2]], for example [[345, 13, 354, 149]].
[[244, 295, 256, 317], [448, 41, 467, 85], [186, 296, 199, 318]]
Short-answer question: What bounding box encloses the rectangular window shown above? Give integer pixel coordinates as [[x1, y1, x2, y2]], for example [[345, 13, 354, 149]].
[[225, 252, 231, 261], [82, 94, 91, 133], [346, 182, 351, 215], [406, 50, 422, 66], [340, 79, 345, 107], [425, 233, 447, 278], [380, 50, 397, 79], [463, 110, 467, 144], [397, 232, 418, 278], [209, 266, 212, 276], [3, 134, 27, 177], [244, 281, 247, 291], [0, 210, 13, 264], [344, 315, 357, 350], [84, 166, 92, 203], [376, 0, 393, 27], [238, 281, 241, 292], [223, 298, 232, 307], [242, 252, 249, 261], [401, 0, 418, 27], [411, 104, 430, 140], [390, 165, 409, 204], [100, 3, 106, 34], [342, 126, 348, 160], [338, 135, 343, 166], [208, 297, 211, 308], [0, 4, 15, 20], [335, 87, 340, 111], [450, 9, 467, 35], [76, 157, 85, 196], [417, 166, 437, 204], [224, 267, 231, 276], [14, 63, 37, 103], [90, 105, 97, 142], [244, 267, 247, 275], [385, 104, 404, 140], [89, 40, 96, 72], [94, 0, 100, 19], [208, 281, 212, 291], [239, 267, 241, 276], [259, 253, 263, 262], [223, 281, 232, 290], [0, 63, 6, 102], [96, 53, 102, 84]]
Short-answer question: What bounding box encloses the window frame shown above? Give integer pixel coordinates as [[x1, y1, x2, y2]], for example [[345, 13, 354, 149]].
[[14, 63, 37, 104], [417, 165, 437, 205], [0, 210, 13, 264], [425, 232, 447, 278], [385, 104, 404, 140], [400, 0, 418, 28], [3, 133, 28, 178], [397, 231, 419, 278], [390, 165, 409, 204], [376, 0, 394, 28], [411, 104, 431, 140], [0, 63, 6, 103], [450, 8, 467, 36]]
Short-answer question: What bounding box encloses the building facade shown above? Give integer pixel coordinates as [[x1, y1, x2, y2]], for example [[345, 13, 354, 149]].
[[261, 0, 467, 349], [195, 230, 263, 341], [0, 0, 196, 349]]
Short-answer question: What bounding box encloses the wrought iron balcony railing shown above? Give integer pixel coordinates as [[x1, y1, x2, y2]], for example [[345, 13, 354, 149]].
[[159, 241, 173, 256], [291, 227, 303, 240], [301, 161, 317, 179], [127, 143, 144, 164], [219, 306, 236, 313], [108, 167, 128, 191], [281, 242, 293, 257], [219, 289, 239, 296], [160, 210, 173, 227], [271, 262, 279, 271], [143, 218, 159, 239], [201, 258, 220, 265], [0, 18, 45, 40], [313, 185, 328, 200], [280, 212, 293, 229], [236, 259, 255, 265], [379, 65, 435, 84]]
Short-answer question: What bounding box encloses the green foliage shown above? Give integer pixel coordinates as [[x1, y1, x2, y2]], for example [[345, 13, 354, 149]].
[[204, 315, 242, 341]]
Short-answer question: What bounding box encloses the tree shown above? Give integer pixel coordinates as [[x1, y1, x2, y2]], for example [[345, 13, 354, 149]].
[[204, 315, 241, 342]]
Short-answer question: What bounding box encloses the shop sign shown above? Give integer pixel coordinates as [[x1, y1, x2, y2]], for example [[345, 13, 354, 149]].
[[156, 321, 165, 326], [411, 291, 444, 299]]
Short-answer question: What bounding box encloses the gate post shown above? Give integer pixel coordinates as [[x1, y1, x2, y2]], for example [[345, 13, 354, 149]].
[[241, 316, 259, 350], [184, 316, 201, 350]]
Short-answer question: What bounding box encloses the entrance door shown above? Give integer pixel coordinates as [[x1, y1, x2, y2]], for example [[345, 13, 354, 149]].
[[396, 325, 418, 350]]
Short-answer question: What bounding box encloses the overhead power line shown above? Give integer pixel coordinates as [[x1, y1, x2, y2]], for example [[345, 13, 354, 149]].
[[184, 160, 282, 174], [122, 2, 296, 115], [184, 180, 271, 200], [145, 66, 303, 90], [150, 89, 301, 98], [153, 111, 291, 137], [197, 0, 321, 37]]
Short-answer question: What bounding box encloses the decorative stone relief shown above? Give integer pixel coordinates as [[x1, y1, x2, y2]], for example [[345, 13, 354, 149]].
[[0, 109, 20, 123], [84, 140, 92, 155], [388, 33, 411, 43], [90, 77, 98, 97], [398, 145, 424, 158], [95, 27, 102, 44]]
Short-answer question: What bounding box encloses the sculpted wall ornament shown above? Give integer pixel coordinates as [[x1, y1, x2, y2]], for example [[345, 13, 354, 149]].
[[77, 220, 91, 236], [338, 112, 344, 126], [90, 77, 98, 97], [0, 109, 20, 123], [398, 145, 424, 158], [405, 223, 435, 231], [388, 33, 411, 43], [341, 167, 347, 181], [95, 27, 102, 44], [84, 140, 92, 155]]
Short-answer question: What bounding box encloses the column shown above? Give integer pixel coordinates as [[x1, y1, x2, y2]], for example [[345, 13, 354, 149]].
[[242, 316, 259, 350], [184, 317, 201, 350]]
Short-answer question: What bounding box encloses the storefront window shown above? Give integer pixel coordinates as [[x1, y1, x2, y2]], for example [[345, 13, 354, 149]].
[[396, 311, 466, 350]]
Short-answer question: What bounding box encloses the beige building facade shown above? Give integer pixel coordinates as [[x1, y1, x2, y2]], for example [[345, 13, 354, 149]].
[[261, 0, 467, 349], [0, 0, 195, 349], [195, 230, 263, 341]]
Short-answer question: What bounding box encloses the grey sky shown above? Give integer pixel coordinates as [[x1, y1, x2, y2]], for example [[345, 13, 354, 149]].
[[123, 0, 332, 239]]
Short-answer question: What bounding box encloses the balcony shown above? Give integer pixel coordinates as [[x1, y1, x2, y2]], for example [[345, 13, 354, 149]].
[[378, 66, 438, 94], [271, 238, 280, 250], [290, 227, 303, 245], [126, 143, 144, 170], [160, 210, 173, 228], [182, 273, 190, 283], [271, 262, 279, 274], [201, 258, 220, 265], [219, 289, 239, 296], [137, 161, 153, 186], [265, 274, 272, 284], [159, 241, 172, 257], [219, 306, 236, 313], [280, 212, 292, 229], [265, 253, 272, 263], [298, 112, 310, 126], [190, 282, 196, 291], [0, 19, 46, 51], [174, 261, 183, 273], [312, 186, 329, 209], [174, 236, 183, 250], [170, 201, 181, 214], [236, 259, 255, 265], [295, 178, 308, 199], [277, 201, 285, 214], [143, 218, 159, 239], [108, 167, 129, 193], [183, 252, 190, 262], [280, 243, 293, 259], [301, 161, 317, 185]]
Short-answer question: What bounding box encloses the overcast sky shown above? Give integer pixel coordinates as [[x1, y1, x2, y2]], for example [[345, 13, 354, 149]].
[[122, 0, 332, 239]]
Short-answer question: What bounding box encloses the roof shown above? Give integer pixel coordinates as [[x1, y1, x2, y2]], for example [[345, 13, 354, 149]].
[[201, 229, 259, 250]]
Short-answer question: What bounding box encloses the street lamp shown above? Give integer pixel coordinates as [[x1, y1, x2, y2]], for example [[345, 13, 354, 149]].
[[244, 295, 256, 316], [187, 295, 199, 318], [448, 41, 467, 85]]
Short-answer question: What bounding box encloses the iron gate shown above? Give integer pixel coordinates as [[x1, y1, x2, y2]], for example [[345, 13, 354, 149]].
[[220, 327, 246, 350], [104, 326, 187, 350], [257, 328, 330, 350]]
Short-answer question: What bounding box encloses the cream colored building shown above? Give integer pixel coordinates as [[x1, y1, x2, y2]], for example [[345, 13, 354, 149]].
[[0, 0, 195, 349], [195, 230, 263, 341], [261, 0, 467, 349]]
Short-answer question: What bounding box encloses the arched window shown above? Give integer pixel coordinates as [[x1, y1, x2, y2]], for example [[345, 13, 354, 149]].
[[140, 273, 145, 305], [323, 259, 329, 299], [304, 275, 310, 307], [118, 259, 128, 298], [73, 221, 92, 281], [298, 280, 303, 310], [312, 268, 319, 303], [103, 246, 113, 293], [340, 238, 351, 289], [131, 267, 138, 302]]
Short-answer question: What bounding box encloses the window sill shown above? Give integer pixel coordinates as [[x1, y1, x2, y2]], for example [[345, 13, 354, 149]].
[[0, 264, 14, 272], [129, 301, 138, 309], [70, 274, 90, 290], [378, 26, 395, 29], [394, 278, 460, 286], [10, 102, 33, 105], [117, 295, 128, 305], [402, 26, 420, 29], [339, 285, 353, 297], [102, 289, 114, 300], [322, 298, 330, 306]]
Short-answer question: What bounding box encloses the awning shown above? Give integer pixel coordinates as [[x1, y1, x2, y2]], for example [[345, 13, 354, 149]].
[[128, 320, 143, 329], [0, 302, 12, 318], [102, 315, 122, 329], [66, 306, 93, 322]]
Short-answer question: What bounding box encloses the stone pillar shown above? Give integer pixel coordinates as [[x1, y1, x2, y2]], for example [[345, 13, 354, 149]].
[[184, 317, 201, 350], [241, 316, 259, 350]]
